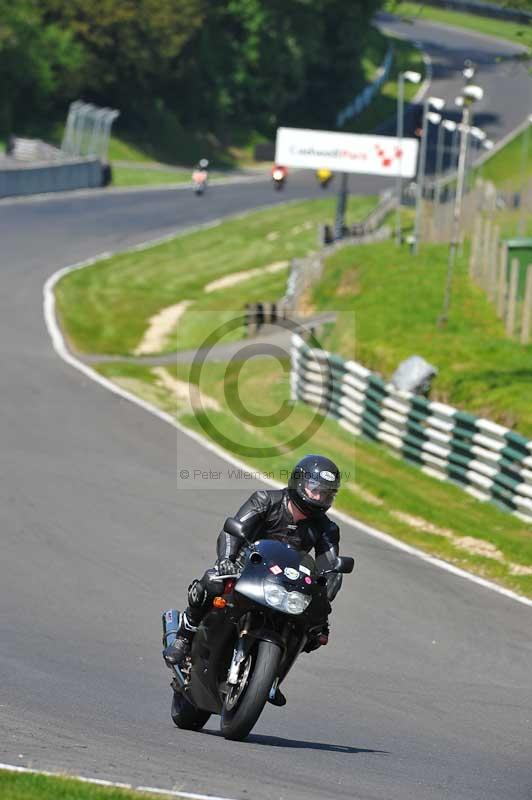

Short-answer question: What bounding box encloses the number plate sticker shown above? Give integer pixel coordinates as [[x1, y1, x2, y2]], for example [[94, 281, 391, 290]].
[[299, 565, 311, 575]]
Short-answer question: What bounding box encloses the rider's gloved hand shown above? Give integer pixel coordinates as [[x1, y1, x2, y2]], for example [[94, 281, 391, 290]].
[[216, 557, 238, 576]]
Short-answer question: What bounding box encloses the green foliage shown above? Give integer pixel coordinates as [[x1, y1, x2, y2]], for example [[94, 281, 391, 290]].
[[4, 1, 385, 146], [0, 0, 84, 136], [40, 0, 203, 110]]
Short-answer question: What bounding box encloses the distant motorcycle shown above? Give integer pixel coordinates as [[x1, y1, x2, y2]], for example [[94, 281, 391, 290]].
[[162, 520, 354, 741], [316, 168, 333, 189], [272, 165, 287, 191], [192, 169, 208, 195]]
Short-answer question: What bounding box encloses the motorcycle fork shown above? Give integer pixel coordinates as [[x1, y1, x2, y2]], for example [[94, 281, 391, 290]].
[[277, 621, 305, 684], [227, 613, 253, 685]]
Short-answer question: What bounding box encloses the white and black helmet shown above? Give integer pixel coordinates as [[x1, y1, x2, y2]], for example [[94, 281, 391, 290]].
[[288, 454, 340, 515]]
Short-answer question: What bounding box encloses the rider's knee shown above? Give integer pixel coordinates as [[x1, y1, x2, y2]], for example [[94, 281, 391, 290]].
[[187, 578, 207, 609], [188, 569, 224, 608]]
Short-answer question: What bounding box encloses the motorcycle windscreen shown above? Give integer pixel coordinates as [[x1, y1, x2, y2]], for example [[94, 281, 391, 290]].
[[235, 539, 315, 604]]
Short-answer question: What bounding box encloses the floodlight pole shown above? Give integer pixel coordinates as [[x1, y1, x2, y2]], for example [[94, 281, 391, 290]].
[[434, 121, 445, 210], [395, 73, 406, 245], [518, 117, 531, 236], [438, 104, 471, 325]]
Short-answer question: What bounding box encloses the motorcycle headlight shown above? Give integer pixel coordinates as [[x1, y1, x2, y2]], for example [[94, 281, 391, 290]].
[[286, 591, 312, 615], [264, 583, 312, 615], [264, 584, 286, 608]]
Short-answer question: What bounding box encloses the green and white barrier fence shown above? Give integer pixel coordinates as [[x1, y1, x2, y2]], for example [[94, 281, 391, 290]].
[[291, 334, 532, 523]]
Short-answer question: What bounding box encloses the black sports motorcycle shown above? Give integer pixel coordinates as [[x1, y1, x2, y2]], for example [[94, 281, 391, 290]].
[[162, 520, 354, 741]]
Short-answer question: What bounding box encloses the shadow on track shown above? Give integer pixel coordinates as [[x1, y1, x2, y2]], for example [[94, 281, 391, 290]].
[[202, 730, 389, 754]]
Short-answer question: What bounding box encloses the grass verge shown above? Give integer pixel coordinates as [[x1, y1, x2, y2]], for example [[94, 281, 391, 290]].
[[111, 166, 191, 187], [94, 357, 532, 598], [54, 196, 377, 356], [312, 237, 532, 436], [473, 127, 532, 191], [386, 1, 532, 52], [0, 770, 181, 800]]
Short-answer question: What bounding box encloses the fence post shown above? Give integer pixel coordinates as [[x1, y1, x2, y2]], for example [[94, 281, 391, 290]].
[[496, 241, 508, 319], [521, 264, 532, 345], [505, 258, 519, 337], [469, 214, 481, 279], [480, 218, 492, 291], [488, 224, 500, 301]]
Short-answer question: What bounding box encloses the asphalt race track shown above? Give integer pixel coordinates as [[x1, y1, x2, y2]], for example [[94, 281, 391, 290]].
[[1, 16, 531, 800]]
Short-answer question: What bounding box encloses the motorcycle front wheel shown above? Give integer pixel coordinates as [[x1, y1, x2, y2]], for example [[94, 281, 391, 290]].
[[171, 690, 211, 731], [221, 639, 281, 741]]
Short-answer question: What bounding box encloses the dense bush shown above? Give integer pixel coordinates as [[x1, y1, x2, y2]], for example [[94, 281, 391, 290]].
[[1, 0, 382, 142]]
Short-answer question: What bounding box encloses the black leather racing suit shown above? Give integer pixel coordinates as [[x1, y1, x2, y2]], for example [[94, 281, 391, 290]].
[[184, 488, 342, 636]]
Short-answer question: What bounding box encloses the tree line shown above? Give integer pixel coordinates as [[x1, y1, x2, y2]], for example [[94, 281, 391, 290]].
[[0, 0, 382, 148]]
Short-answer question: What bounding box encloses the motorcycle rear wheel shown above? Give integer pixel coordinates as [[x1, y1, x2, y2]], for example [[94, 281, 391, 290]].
[[221, 639, 281, 741], [171, 690, 211, 731]]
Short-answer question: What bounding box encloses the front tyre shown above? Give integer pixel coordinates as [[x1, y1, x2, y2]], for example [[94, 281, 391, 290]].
[[171, 691, 211, 731], [221, 640, 281, 741]]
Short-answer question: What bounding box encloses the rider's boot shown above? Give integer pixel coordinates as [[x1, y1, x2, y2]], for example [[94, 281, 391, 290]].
[[268, 687, 287, 706], [163, 611, 197, 666], [268, 679, 287, 707]]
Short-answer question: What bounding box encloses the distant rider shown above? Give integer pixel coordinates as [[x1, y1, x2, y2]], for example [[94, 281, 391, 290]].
[[192, 158, 209, 189], [163, 454, 343, 705], [271, 164, 288, 180]]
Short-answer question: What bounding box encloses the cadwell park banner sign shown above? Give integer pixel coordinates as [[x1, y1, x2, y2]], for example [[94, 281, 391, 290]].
[[275, 127, 419, 178]]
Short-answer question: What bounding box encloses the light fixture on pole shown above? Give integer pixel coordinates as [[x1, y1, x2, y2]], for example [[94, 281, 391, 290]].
[[413, 96, 444, 254], [467, 126, 487, 188], [439, 83, 484, 324], [395, 70, 422, 245], [470, 126, 486, 142], [433, 119, 448, 210], [441, 119, 458, 173]]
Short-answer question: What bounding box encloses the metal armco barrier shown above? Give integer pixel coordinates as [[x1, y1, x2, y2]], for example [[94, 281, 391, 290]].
[[0, 158, 104, 198], [291, 334, 532, 523]]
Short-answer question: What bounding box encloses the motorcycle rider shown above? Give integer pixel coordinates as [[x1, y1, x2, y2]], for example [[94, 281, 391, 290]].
[[316, 167, 333, 188], [163, 454, 343, 704], [192, 158, 209, 191], [271, 163, 288, 181]]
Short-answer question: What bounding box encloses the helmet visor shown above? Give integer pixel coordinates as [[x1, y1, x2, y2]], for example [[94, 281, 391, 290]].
[[302, 478, 337, 507]]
